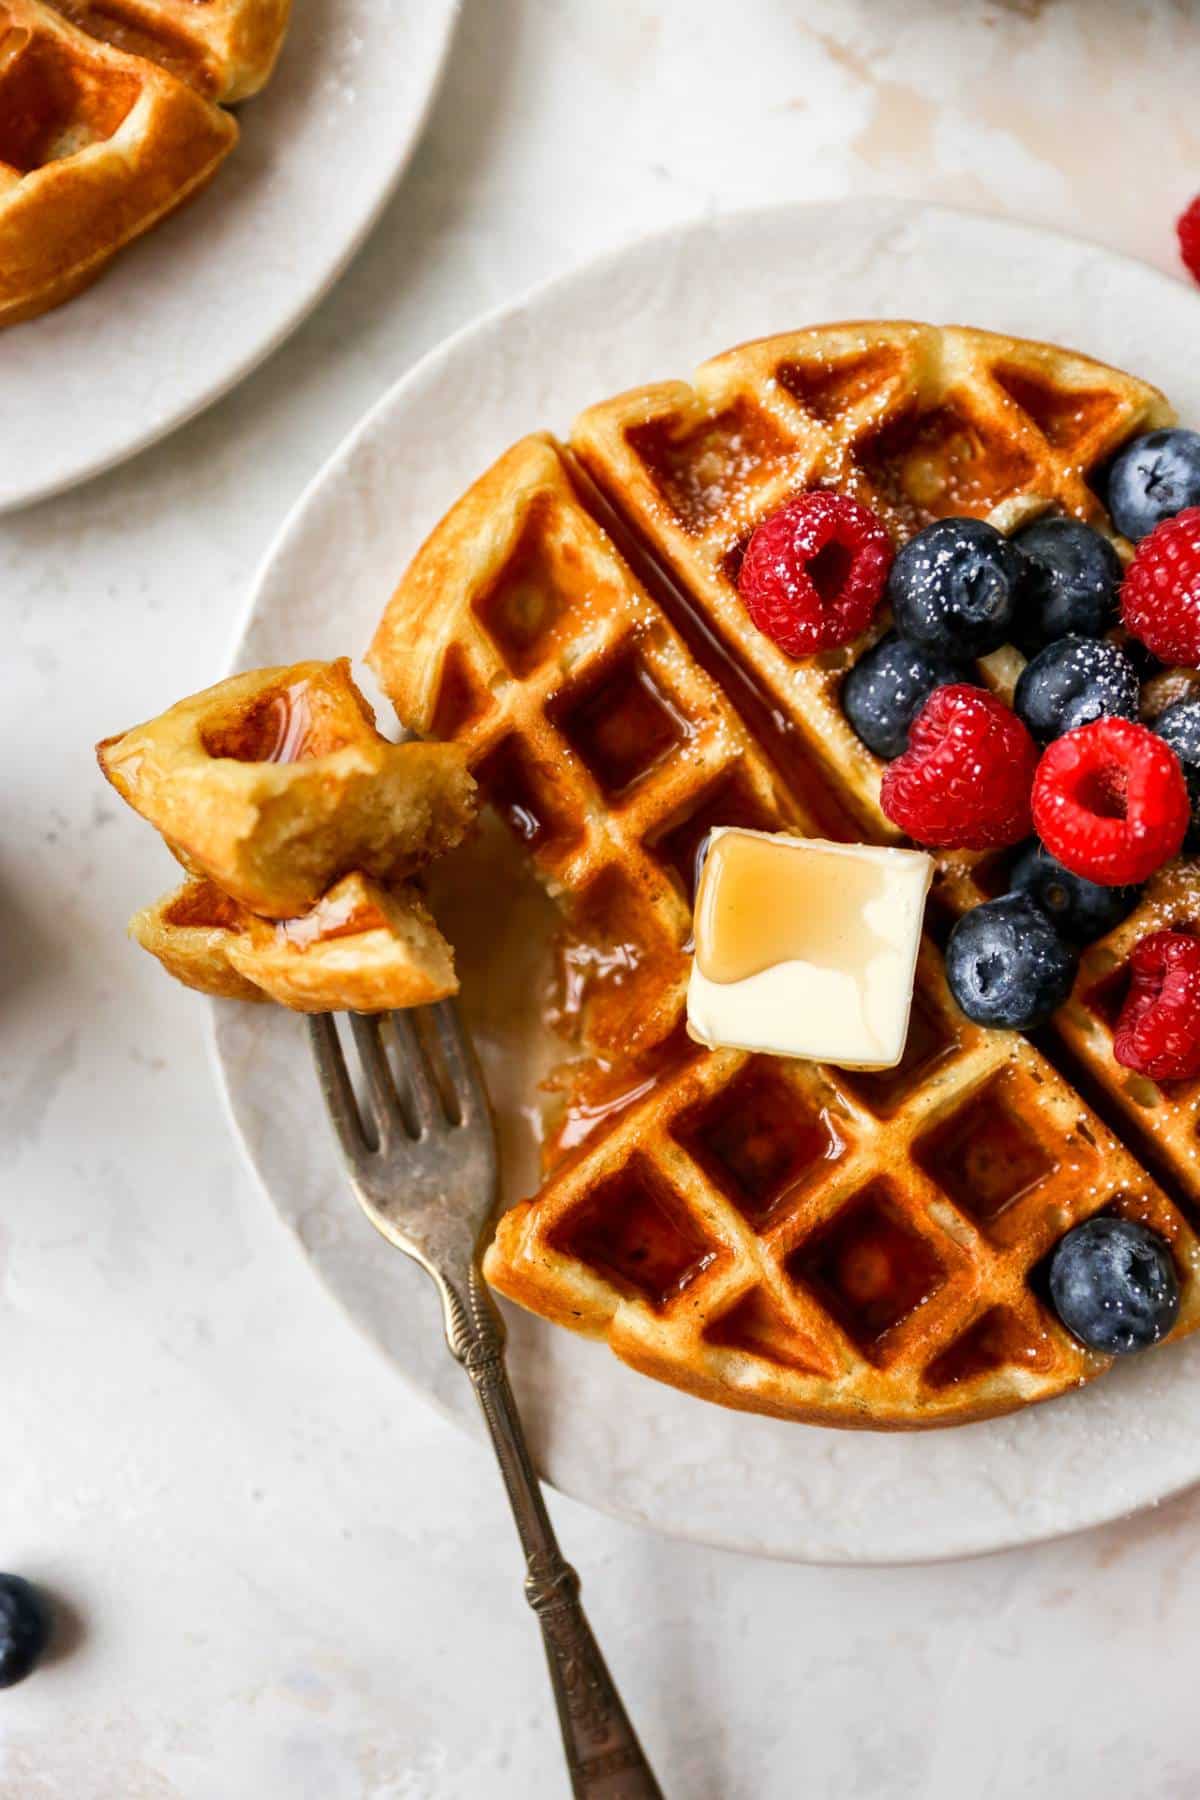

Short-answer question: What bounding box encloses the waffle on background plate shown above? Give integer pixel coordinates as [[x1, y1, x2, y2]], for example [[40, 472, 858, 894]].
[[370, 320, 1200, 1430], [0, 0, 289, 325]]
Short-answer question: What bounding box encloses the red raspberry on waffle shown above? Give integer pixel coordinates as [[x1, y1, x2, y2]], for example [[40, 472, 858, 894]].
[[738, 491, 892, 656], [880, 686, 1037, 850], [1114, 930, 1200, 1080], [1032, 717, 1189, 886], [1122, 507, 1200, 665]]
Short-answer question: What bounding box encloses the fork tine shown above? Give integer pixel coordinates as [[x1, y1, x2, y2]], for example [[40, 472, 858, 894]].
[[308, 1014, 368, 1158], [349, 1013, 398, 1143], [427, 1000, 487, 1125], [387, 1010, 442, 1134]]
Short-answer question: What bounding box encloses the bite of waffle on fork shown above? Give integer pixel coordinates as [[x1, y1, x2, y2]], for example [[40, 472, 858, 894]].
[[0, 0, 289, 326], [98, 659, 477, 1013], [367, 324, 1200, 1429]]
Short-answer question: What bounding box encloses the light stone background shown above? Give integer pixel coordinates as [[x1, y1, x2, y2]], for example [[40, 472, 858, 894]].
[[4, 3, 1199, 1795]]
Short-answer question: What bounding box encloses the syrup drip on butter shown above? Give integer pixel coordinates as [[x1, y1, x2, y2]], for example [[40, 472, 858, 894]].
[[694, 831, 892, 985], [688, 830, 933, 1070]]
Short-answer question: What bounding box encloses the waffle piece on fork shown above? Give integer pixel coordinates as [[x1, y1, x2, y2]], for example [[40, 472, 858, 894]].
[[99, 660, 476, 1014], [131, 873, 459, 1011], [98, 659, 475, 918]]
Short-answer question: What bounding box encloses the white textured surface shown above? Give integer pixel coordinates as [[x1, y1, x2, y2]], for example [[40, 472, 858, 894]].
[[7, 2, 1200, 1793], [0, 0, 458, 512]]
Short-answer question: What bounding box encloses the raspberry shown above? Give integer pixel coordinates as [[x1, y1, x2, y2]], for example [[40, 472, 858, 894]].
[[1031, 717, 1189, 886], [1113, 930, 1200, 1080], [880, 685, 1038, 849], [738, 491, 892, 656], [1178, 196, 1200, 285], [1121, 507, 1200, 664]]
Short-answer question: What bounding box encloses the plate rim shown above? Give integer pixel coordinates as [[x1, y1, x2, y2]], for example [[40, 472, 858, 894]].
[[0, 0, 461, 516], [216, 197, 1200, 1564]]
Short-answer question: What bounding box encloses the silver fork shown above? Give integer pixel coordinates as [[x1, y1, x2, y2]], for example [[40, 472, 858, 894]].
[[308, 1004, 663, 1800]]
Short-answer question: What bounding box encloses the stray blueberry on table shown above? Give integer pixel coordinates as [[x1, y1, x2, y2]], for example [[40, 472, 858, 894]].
[[944, 892, 1077, 1031], [1013, 635, 1139, 742], [841, 632, 968, 760], [1107, 428, 1200, 542], [0, 1576, 50, 1689], [1008, 841, 1141, 945], [1049, 1217, 1180, 1355], [887, 517, 1026, 658], [1011, 516, 1122, 649]]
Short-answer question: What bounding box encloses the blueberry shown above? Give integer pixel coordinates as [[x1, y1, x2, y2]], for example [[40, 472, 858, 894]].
[[1013, 635, 1138, 742], [1011, 517, 1122, 649], [887, 518, 1026, 658], [1152, 698, 1200, 846], [1107, 428, 1200, 542], [1049, 1217, 1180, 1354], [1120, 632, 1163, 685], [0, 1576, 49, 1689], [841, 632, 969, 760], [1009, 841, 1141, 945], [944, 893, 1077, 1030]]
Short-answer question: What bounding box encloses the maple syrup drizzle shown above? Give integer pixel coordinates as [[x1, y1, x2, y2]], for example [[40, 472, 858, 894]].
[[204, 679, 321, 764], [694, 830, 893, 985], [561, 445, 864, 843], [552, 1068, 665, 1160], [164, 881, 243, 932], [551, 935, 644, 1033], [276, 888, 383, 949], [543, 1025, 699, 1173], [261, 682, 318, 763]]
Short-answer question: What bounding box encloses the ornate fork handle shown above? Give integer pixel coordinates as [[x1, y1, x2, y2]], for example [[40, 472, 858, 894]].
[[441, 1267, 664, 1800]]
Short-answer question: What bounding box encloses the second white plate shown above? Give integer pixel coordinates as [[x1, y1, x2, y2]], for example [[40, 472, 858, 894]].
[[0, 0, 458, 513], [216, 199, 1200, 1563]]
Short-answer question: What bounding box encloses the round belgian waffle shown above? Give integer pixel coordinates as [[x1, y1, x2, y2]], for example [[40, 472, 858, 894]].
[[370, 322, 1200, 1429]]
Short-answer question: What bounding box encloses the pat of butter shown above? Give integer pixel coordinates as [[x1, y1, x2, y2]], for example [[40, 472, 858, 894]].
[[686, 829, 933, 1069]]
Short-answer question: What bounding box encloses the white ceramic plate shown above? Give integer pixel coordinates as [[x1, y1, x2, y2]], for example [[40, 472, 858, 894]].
[[215, 200, 1200, 1564], [0, 0, 458, 514]]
